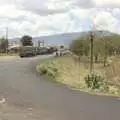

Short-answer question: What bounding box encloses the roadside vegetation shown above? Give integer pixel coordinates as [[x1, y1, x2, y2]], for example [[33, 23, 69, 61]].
[[37, 56, 120, 96], [0, 37, 18, 58], [0, 35, 34, 58], [37, 31, 120, 97]]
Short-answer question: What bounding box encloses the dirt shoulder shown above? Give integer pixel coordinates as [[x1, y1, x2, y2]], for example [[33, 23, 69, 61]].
[[0, 56, 20, 61]]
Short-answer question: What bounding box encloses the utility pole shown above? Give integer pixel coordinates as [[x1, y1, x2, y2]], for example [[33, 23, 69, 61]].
[[38, 40, 44, 48], [90, 31, 94, 73], [38, 40, 40, 48], [5, 27, 8, 40], [5, 27, 8, 53], [89, 14, 96, 73], [103, 32, 108, 67], [42, 40, 44, 47]]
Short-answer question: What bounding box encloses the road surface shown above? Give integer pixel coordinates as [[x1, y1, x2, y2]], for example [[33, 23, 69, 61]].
[[0, 55, 120, 120]]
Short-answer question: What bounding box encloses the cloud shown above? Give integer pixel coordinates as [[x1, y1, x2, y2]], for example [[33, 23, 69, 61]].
[[16, 0, 70, 15], [11, 0, 94, 16], [0, 0, 120, 38], [0, 7, 120, 38], [1, 0, 120, 17], [93, 11, 119, 33], [15, 0, 120, 16], [15, 0, 95, 16], [0, 0, 14, 6], [93, 0, 120, 8], [73, 0, 95, 8]]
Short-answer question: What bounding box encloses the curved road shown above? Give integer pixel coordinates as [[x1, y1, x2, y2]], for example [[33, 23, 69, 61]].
[[0, 55, 120, 120]]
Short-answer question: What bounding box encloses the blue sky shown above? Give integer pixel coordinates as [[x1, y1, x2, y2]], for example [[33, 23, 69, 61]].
[[0, 0, 120, 38]]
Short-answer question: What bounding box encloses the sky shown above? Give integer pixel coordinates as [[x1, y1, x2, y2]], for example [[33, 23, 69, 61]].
[[0, 0, 120, 38]]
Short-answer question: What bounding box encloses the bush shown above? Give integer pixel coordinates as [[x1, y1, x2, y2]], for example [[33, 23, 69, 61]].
[[47, 69, 56, 78], [39, 65, 47, 74], [85, 73, 104, 89], [38, 60, 59, 79]]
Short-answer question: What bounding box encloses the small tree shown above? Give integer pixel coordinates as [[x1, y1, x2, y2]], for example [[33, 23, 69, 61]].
[[20, 35, 33, 46], [0, 37, 8, 53], [70, 37, 90, 56]]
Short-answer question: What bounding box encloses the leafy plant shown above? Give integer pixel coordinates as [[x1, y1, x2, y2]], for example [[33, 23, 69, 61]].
[[39, 64, 47, 74], [38, 60, 59, 79], [0, 37, 8, 53], [85, 73, 104, 89]]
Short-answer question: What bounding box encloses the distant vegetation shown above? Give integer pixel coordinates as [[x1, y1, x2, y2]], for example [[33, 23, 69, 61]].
[[0, 35, 33, 56], [0, 37, 8, 53], [70, 32, 120, 66]]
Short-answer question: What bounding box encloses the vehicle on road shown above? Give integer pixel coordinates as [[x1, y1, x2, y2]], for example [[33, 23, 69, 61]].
[[36, 47, 57, 55], [19, 46, 37, 57], [36, 47, 48, 55]]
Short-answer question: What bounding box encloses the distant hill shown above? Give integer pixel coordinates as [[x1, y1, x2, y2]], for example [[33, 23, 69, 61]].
[[9, 31, 118, 46], [9, 32, 82, 46]]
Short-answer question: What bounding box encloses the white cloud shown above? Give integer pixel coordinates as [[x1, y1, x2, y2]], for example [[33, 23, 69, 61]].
[[0, 5, 25, 19], [93, 11, 118, 32], [0, 0, 119, 38], [93, 0, 120, 7]]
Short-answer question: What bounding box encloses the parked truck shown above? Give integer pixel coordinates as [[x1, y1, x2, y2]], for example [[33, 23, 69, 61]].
[[19, 46, 37, 57]]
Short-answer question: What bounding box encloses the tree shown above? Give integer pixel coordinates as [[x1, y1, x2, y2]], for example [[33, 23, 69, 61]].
[[20, 35, 33, 46], [70, 36, 90, 56], [70, 31, 120, 68], [0, 37, 8, 53]]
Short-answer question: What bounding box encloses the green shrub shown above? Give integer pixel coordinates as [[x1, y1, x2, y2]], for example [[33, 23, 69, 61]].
[[47, 68, 56, 79], [39, 65, 47, 74], [85, 73, 104, 89], [39, 60, 59, 79]]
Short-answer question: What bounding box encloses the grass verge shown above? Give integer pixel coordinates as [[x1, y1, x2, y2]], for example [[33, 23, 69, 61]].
[[0, 53, 19, 60], [36, 56, 120, 97]]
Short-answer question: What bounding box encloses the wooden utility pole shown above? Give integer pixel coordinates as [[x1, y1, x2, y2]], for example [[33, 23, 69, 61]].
[[100, 31, 108, 67], [89, 14, 96, 73], [5, 27, 8, 53], [38, 40, 40, 48], [6, 27, 8, 40], [104, 38, 108, 67], [41, 40, 44, 47], [90, 31, 94, 73], [38, 40, 44, 48]]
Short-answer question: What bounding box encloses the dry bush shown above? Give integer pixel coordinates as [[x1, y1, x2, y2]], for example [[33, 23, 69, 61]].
[[105, 57, 120, 87]]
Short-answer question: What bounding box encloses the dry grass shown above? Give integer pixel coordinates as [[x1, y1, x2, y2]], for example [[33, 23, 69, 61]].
[[55, 57, 89, 89], [0, 56, 19, 60], [0, 53, 19, 60], [0, 53, 18, 56], [38, 56, 120, 96], [105, 56, 120, 87]]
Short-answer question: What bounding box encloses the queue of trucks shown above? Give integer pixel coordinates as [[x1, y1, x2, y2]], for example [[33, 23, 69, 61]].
[[19, 46, 57, 58]]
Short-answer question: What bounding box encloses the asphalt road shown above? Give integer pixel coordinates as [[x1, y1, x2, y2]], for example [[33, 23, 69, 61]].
[[0, 55, 120, 120]]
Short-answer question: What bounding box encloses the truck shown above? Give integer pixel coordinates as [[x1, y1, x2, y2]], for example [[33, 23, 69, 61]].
[[36, 47, 57, 55], [19, 46, 37, 58]]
